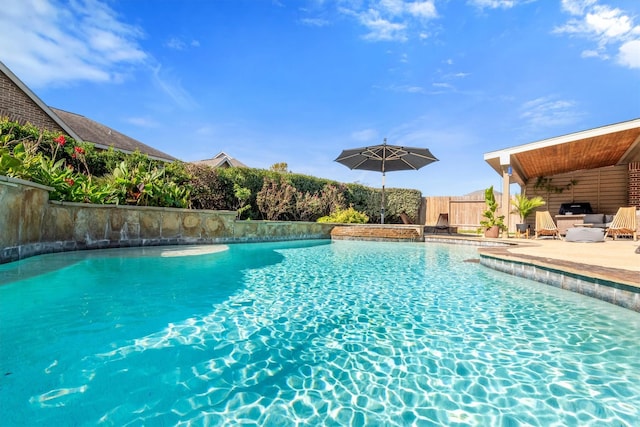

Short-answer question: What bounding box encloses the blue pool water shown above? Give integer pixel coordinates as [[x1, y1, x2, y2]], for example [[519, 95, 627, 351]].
[[1, 240, 639, 426]]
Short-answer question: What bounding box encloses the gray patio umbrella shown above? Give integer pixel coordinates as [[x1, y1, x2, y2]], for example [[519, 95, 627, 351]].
[[335, 138, 438, 224]]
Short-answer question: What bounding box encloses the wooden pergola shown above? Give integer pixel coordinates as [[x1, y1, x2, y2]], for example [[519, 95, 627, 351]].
[[484, 118, 640, 235]]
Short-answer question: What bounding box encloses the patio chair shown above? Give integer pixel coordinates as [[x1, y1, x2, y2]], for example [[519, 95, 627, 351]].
[[399, 211, 414, 225], [604, 207, 638, 241], [433, 213, 451, 234], [535, 211, 561, 240]]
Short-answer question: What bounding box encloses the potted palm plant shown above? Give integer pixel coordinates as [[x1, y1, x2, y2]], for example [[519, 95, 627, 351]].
[[511, 193, 545, 235], [479, 186, 506, 238]]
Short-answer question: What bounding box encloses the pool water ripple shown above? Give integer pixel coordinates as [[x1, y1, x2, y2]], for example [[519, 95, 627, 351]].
[[1, 240, 640, 425]]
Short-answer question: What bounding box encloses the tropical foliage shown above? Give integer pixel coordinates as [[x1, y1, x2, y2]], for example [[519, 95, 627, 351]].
[[0, 119, 191, 207], [511, 193, 546, 223], [479, 185, 506, 231], [1, 118, 423, 223]]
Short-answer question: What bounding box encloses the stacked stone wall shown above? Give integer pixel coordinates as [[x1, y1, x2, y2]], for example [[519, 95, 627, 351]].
[[0, 176, 434, 264], [330, 224, 422, 241], [0, 176, 335, 264]]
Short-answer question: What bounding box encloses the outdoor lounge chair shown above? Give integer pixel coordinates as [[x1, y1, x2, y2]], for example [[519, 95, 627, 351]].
[[433, 213, 451, 234], [604, 207, 638, 241], [399, 212, 414, 225], [535, 211, 561, 240]]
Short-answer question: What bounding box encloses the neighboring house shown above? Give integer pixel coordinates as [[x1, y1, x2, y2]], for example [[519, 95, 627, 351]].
[[191, 152, 248, 168], [0, 60, 175, 162], [50, 108, 176, 161], [0, 61, 81, 140]]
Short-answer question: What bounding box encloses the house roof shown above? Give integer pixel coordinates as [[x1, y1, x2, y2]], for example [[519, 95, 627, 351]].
[[51, 108, 177, 162], [0, 61, 83, 142], [1, 60, 176, 162], [191, 152, 248, 168], [484, 118, 640, 185]]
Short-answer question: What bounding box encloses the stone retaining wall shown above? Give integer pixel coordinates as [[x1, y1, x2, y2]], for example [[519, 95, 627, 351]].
[[0, 176, 334, 264], [331, 224, 423, 241]]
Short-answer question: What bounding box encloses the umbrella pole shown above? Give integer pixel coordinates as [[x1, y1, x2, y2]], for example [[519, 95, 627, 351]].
[[381, 172, 385, 224]]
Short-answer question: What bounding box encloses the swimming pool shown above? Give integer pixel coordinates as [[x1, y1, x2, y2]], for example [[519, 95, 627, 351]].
[[1, 240, 639, 425]]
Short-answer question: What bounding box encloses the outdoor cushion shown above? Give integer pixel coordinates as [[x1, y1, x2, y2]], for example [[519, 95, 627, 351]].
[[583, 214, 604, 224], [565, 227, 605, 242]]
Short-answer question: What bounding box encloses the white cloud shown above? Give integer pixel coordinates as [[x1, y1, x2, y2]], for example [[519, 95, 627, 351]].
[[351, 128, 379, 141], [0, 0, 146, 87], [380, 0, 405, 16], [336, 1, 438, 42], [151, 65, 197, 110], [555, 1, 640, 69], [580, 49, 606, 59], [165, 37, 201, 50], [299, 17, 330, 27], [585, 6, 633, 38], [125, 117, 160, 128], [359, 9, 408, 41], [618, 40, 640, 69], [467, 0, 516, 9], [406, 1, 437, 19], [519, 96, 583, 128], [383, 84, 427, 93], [0, 0, 198, 108], [560, 0, 597, 16]]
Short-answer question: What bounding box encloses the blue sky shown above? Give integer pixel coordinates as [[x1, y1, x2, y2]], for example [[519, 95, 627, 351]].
[[1, 0, 639, 196]]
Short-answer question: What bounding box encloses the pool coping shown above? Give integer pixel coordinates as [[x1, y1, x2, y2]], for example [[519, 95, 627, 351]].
[[423, 235, 640, 312]]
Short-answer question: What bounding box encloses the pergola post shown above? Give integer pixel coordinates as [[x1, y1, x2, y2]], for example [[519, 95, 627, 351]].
[[500, 154, 511, 239]]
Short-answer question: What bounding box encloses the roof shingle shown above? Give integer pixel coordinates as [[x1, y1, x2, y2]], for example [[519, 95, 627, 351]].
[[51, 108, 177, 161]]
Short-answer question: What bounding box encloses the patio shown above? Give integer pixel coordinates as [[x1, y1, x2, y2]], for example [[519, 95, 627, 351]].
[[481, 237, 639, 284], [483, 118, 640, 233]]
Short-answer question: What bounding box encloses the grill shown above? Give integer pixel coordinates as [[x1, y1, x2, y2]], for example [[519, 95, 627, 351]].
[[558, 202, 593, 215]]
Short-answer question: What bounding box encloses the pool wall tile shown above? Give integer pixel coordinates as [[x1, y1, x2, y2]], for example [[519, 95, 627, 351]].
[[479, 254, 640, 312]]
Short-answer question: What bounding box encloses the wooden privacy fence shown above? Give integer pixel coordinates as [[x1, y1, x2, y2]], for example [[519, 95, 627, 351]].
[[422, 195, 520, 233], [420, 164, 638, 233]]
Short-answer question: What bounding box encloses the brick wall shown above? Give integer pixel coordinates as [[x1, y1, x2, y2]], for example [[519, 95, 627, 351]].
[[629, 162, 640, 207], [0, 70, 64, 132]]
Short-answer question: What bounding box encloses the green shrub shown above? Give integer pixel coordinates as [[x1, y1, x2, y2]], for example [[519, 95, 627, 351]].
[[317, 207, 369, 224], [256, 176, 296, 220], [186, 164, 234, 210], [1, 118, 424, 218]]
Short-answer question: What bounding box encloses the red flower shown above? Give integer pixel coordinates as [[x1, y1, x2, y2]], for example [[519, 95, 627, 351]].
[[64, 178, 75, 186], [54, 135, 66, 146], [74, 146, 85, 155]]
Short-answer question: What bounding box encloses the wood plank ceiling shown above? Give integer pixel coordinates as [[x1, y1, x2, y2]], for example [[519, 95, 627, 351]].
[[514, 128, 640, 180]]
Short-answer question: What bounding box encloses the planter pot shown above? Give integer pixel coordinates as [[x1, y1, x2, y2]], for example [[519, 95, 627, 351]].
[[484, 225, 500, 238]]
